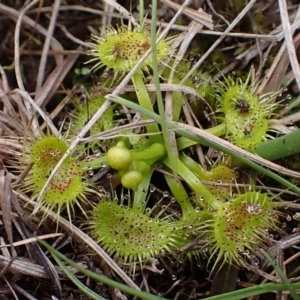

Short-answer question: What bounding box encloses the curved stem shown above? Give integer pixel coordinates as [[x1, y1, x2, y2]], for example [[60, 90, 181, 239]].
[[164, 174, 194, 219], [133, 169, 154, 212], [132, 73, 160, 142], [180, 154, 208, 178], [163, 156, 218, 209], [206, 123, 227, 137], [131, 143, 165, 161]]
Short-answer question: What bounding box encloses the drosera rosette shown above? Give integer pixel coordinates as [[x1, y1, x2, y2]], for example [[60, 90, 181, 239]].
[[208, 71, 281, 150], [203, 190, 280, 271], [163, 165, 280, 268], [16, 133, 97, 223], [70, 94, 114, 151], [86, 23, 172, 76], [89, 191, 185, 272], [86, 21, 174, 139]]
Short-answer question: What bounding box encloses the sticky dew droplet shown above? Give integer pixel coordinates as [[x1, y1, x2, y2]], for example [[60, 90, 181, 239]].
[[282, 222, 287, 228], [94, 150, 101, 157]]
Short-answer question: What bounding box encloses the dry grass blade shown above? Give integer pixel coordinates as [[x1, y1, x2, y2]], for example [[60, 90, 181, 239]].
[[258, 7, 300, 94], [6, 281, 38, 300], [0, 254, 53, 280], [160, 0, 213, 30], [0, 233, 63, 249], [13, 0, 42, 137], [0, 86, 19, 121], [17, 221, 62, 298], [0, 161, 17, 279], [35, 0, 63, 91], [278, 1, 300, 91], [34, 47, 82, 107], [181, 0, 257, 83], [13, 89, 59, 137]]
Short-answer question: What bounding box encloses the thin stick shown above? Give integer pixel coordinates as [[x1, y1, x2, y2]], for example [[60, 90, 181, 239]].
[[36, 0, 62, 90], [278, 1, 300, 92], [14, 0, 41, 138], [180, 0, 257, 84]]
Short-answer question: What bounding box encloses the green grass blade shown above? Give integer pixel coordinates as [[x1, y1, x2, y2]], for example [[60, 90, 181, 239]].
[[260, 249, 300, 300], [39, 240, 168, 300], [202, 280, 300, 300], [150, 0, 178, 178], [48, 244, 107, 300]]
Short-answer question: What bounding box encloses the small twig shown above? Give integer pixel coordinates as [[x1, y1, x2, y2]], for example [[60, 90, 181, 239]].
[[34, 47, 82, 107], [35, 0, 62, 91], [278, 1, 300, 91], [205, 0, 230, 26], [181, 0, 257, 83], [14, 0, 41, 137], [160, 0, 213, 29], [58, 24, 92, 48], [13, 89, 59, 137]]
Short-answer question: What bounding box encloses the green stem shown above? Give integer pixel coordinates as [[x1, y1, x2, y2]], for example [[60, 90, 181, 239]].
[[176, 136, 198, 151], [133, 169, 154, 212], [206, 123, 227, 137], [150, 0, 178, 179], [164, 174, 195, 219], [132, 73, 160, 142], [171, 91, 183, 122], [139, 0, 144, 31], [163, 156, 218, 209], [180, 154, 208, 178], [131, 143, 165, 161], [80, 143, 165, 172], [176, 124, 227, 152], [80, 155, 107, 171]]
